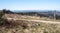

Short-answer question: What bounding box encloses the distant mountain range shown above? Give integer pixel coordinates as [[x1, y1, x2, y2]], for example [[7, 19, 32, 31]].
[[12, 10, 60, 16], [12, 10, 60, 12]]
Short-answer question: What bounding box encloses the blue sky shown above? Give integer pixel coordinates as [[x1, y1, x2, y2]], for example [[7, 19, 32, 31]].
[[0, 0, 60, 10]]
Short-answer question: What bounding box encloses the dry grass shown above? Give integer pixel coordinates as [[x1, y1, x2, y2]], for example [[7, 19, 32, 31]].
[[0, 20, 60, 33], [2, 14, 55, 21], [0, 14, 60, 33]]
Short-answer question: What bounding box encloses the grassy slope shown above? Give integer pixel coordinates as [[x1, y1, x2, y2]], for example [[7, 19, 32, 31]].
[[0, 14, 60, 33]]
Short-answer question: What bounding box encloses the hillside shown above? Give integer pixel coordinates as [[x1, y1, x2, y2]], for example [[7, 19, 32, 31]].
[[14, 10, 60, 20], [0, 10, 60, 33], [0, 13, 60, 33]]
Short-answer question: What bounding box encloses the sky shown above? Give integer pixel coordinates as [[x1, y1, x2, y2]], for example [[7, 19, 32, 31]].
[[0, 0, 60, 10]]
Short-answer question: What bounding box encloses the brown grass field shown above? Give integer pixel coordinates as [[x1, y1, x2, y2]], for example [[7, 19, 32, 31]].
[[0, 14, 60, 33]]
